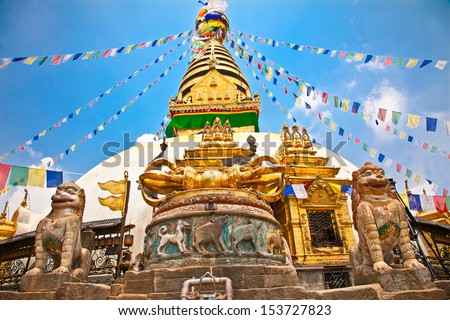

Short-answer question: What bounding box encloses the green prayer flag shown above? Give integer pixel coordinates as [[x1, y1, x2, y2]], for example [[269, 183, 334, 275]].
[[405, 169, 413, 178], [363, 143, 369, 151], [9, 165, 29, 186], [392, 111, 401, 124], [324, 117, 330, 126], [395, 57, 405, 67], [393, 128, 399, 135], [430, 146, 438, 153], [39, 56, 49, 66], [334, 96, 339, 107], [91, 50, 102, 60]]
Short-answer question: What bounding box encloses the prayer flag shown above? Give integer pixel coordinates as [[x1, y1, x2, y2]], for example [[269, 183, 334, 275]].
[[51, 55, 63, 65], [28, 168, 46, 188], [364, 55, 373, 63], [413, 174, 422, 184], [331, 122, 337, 131], [23, 56, 38, 65], [91, 51, 101, 60], [405, 58, 418, 68], [391, 111, 401, 124], [384, 56, 393, 65], [419, 59, 432, 68], [407, 114, 420, 128], [339, 51, 346, 59], [377, 108, 387, 121], [385, 158, 392, 167], [420, 195, 436, 212], [338, 127, 344, 136], [62, 54, 73, 63], [324, 117, 330, 126], [378, 153, 385, 163], [395, 57, 405, 67], [0, 164, 11, 190], [446, 121, 450, 135], [354, 137, 361, 144], [396, 163, 402, 173], [426, 117, 437, 132], [9, 166, 29, 186], [351, 102, 360, 114], [46, 170, 63, 188], [82, 52, 93, 60], [433, 196, 448, 212], [39, 56, 48, 66], [341, 99, 349, 111], [0, 58, 12, 69], [291, 184, 308, 199], [405, 169, 412, 178], [333, 96, 339, 107], [363, 143, 369, 152], [369, 148, 377, 158], [407, 135, 413, 142], [430, 146, 438, 153], [355, 53, 364, 61], [399, 131, 406, 139], [422, 142, 429, 150], [322, 92, 328, 104], [407, 194, 422, 211], [435, 60, 447, 70]]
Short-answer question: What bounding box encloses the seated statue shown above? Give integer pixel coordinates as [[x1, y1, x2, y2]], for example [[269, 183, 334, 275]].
[[201, 121, 213, 143], [302, 127, 312, 148], [350, 162, 425, 277], [223, 120, 233, 142], [24, 182, 91, 280], [212, 117, 223, 141], [291, 123, 303, 151]]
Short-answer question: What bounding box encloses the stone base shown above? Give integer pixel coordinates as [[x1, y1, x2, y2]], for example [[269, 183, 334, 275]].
[[54, 283, 111, 300], [433, 280, 450, 298], [381, 288, 447, 300], [353, 267, 434, 292], [0, 291, 55, 300], [311, 284, 383, 300], [20, 273, 81, 292], [117, 264, 306, 300]]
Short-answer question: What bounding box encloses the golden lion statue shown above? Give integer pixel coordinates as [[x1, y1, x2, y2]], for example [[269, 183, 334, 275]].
[[25, 182, 91, 280], [350, 162, 424, 277]]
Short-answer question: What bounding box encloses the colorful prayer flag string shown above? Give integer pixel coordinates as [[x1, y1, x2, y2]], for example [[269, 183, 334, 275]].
[[0, 40, 189, 161], [234, 30, 448, 71], [49, 50, 188, 166], [229, 35, 449, 137], [0, 30, 193, 69]]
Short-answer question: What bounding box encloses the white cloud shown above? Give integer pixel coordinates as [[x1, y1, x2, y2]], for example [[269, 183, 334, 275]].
[[356, 61, 386, 71], [362, 79, 407, 136], [25, 146, 43, 159], [136, 133, 156, 144], [345, 79, 358, 90]]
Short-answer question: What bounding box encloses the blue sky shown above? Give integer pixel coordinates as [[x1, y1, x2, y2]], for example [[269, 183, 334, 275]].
[[0, 0, 449, 211]]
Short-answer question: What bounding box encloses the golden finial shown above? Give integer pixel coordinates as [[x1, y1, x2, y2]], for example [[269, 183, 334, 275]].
[[1, 201, 8, 220], [21, 188, 28, 207]]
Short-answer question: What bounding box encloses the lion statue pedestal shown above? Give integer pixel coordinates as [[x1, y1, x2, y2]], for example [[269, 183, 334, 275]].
[[20, 182, 91, 293], [349, 162, 446, 298]]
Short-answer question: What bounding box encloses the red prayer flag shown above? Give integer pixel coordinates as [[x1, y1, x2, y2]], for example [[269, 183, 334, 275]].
[[354, 137, 361, 144], [339, 51, 346, 59], [102, 49, 111, 58], [377, 108, 387, 121], [322, 92, 328, 104], [19, 145, 25, 151], [422, 143, 429, 150], [396, 163, 402, 173], [51, 55, 63, 65], [55, 121, 61, 127], [385, 125, 391, 131], [0, 163, 11, 190], [384, 56, 393, 65], [433, 196, 448, 212], [318, 112, 323, 120]]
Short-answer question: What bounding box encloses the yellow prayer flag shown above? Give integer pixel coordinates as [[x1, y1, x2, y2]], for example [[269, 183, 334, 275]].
[[331, 122, 337, 131], [98, 124, 105, 131], [329, 183, 342, 196], [295, 97, 302, 106], [407, 114, 420, 128], [71, 145, 76, 151], [98, 195, 125, 213], [98, 180, 127, 195], [125, 45, 133, 54], [341, 99, 349, 111], [23, 56, 39, 65], [405, 58, 418, 69], [399, 193, 408, 206], [39, 130, 46, 137], [399, 131, 407, 139], [317, 48, 324, 54], [82, 51, 93, 60], [75, 108, 81, 115], [369, 148, 377, 157], [355, 53, 364, 61], [413, 174, 422, 184], [28, 168, 46, 188]]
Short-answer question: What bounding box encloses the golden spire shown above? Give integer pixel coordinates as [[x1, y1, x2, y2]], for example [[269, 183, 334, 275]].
[[21, 188, 28, 207]]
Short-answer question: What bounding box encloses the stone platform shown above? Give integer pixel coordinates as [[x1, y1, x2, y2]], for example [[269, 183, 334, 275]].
[[112, 264, 306, 300]]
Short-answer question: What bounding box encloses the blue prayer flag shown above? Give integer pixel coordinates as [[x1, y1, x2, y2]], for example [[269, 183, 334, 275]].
[[46, 170, 63, 188]]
